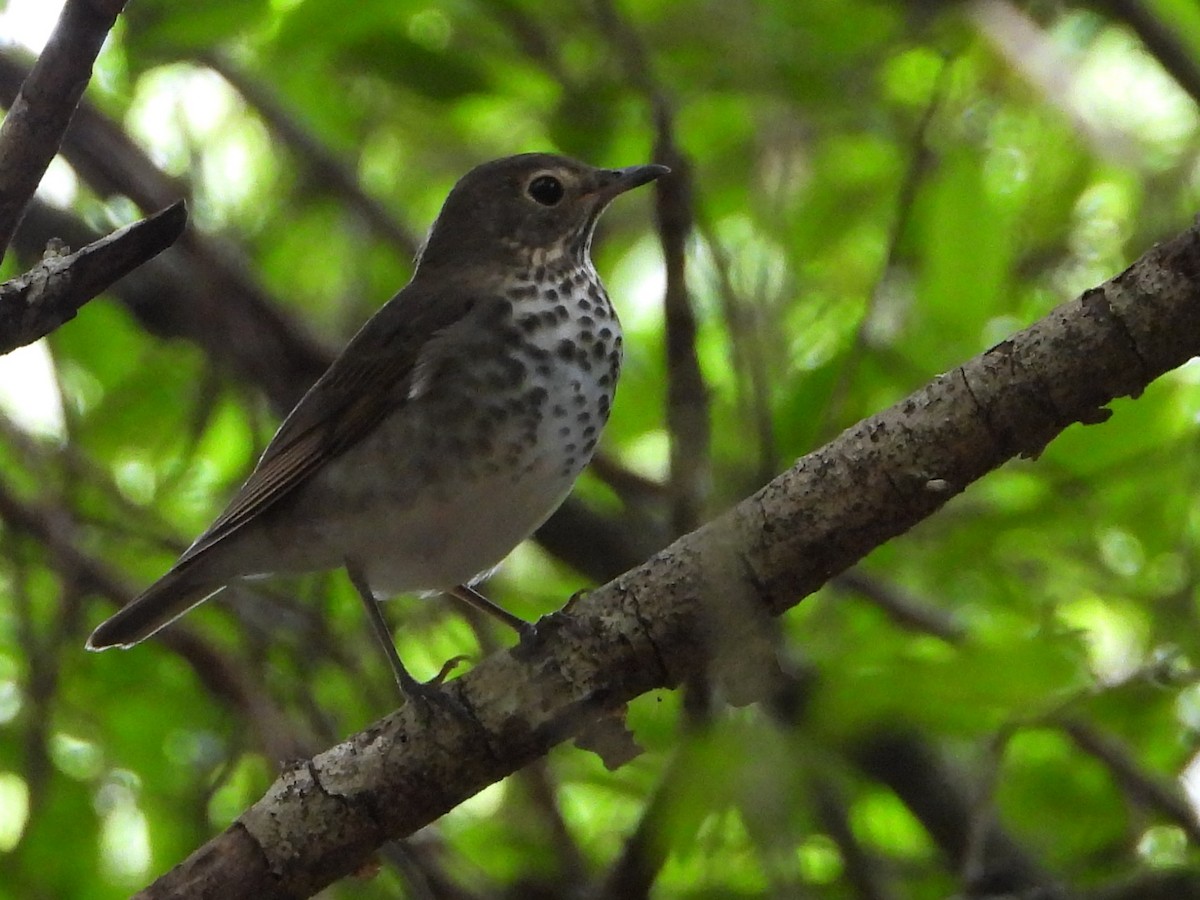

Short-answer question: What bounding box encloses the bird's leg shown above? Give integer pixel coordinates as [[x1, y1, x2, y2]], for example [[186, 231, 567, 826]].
[[449, 583, 535, 639], [345, 560, 433, 702]]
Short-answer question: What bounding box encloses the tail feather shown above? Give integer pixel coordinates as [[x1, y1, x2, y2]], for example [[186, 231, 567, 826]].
[[87, 567, 224, 650]]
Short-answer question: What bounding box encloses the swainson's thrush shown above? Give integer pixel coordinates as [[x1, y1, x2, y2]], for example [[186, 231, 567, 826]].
[[86, 153, 668, 700]]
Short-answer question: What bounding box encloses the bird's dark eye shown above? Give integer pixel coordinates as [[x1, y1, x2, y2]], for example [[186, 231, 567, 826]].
[[527, 175, 564, 206]]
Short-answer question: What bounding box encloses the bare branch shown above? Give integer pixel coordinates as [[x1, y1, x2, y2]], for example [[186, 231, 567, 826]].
[[1086, 868, 1200, 900], [832, 568, 966, 644], [0, 200, 186, 354], [0, 49, 187, 211], [0, 49, 331, 416], [0, 0, 128, 260], [13, 198, 330, 413], [853, 730, 1059, 895], [812, 779, 898, 900]]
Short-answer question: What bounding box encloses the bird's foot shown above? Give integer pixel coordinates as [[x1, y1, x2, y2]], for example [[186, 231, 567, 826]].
[[396, 669, 480, 728]]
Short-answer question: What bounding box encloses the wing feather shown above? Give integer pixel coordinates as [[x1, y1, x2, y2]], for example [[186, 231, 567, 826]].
[[174, 285, 485, 566]]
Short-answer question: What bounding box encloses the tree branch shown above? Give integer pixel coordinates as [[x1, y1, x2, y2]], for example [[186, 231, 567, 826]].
[[0, 0, 128, 261], [13, 198, 329, 413], [134, 214, 1200, 896], [0, 200, 186, 355], [0, 50, 331, 415]]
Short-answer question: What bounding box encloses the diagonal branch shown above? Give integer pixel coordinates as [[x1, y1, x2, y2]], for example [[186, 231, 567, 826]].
[[0, 49, 331, 415], [0, 200, 186, 354], [0, 0, 128, 261], [13, 198, 330, 413], [134, 216, 1200, 897]]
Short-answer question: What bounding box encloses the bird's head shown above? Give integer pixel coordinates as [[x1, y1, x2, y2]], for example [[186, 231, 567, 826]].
[[415, 153, 668, 276]]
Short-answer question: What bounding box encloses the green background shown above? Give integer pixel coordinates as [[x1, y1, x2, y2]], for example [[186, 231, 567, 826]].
[[3, 0, 1200, 896]]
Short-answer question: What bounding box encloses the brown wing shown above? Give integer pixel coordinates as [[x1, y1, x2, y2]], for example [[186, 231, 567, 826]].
[[174, 284, 487, 567]]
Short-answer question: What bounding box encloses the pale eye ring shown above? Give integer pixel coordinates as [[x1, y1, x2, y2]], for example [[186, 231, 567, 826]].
[[527, 174, 565, 206]]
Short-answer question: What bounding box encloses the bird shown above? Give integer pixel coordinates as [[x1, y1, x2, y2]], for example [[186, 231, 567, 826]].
[[86, 153, 669, 702]]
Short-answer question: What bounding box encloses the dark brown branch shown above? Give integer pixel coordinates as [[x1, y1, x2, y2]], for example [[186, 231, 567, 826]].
[[533, 495, 667, 585], [486, 0, 570, 84], [598, 746, 701, 900], [135, 211, 1200, 897], [0, 49, 187, 212], [1086, 868, 1200, 900], [0, 0, 127, 261], [0, 50, 331, 416], [0, 200, 186, 354], [653, 134, 709, 536], [518, 763, 589, 884], [812, 779, 897, 900]]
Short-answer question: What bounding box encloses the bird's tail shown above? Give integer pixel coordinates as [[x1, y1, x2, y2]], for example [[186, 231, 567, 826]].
[[86, 566, 223, 650]]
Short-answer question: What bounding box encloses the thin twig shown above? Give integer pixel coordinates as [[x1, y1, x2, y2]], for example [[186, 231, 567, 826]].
[[695, 219, 778, 484], [485, 0, 570, 85], [815, 56, 947, 441], [812, 779, 897, 900], [518, 762, 590, 883]]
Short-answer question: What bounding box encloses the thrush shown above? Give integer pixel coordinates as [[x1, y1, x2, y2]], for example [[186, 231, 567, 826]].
[[86, 153, 668, 701]]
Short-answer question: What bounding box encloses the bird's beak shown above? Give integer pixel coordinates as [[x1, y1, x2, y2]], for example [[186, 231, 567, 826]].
[[590, 163, 671, 203]]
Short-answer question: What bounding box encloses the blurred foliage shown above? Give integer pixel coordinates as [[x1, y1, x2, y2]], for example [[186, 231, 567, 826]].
[[3, 0, 1200, 897]]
